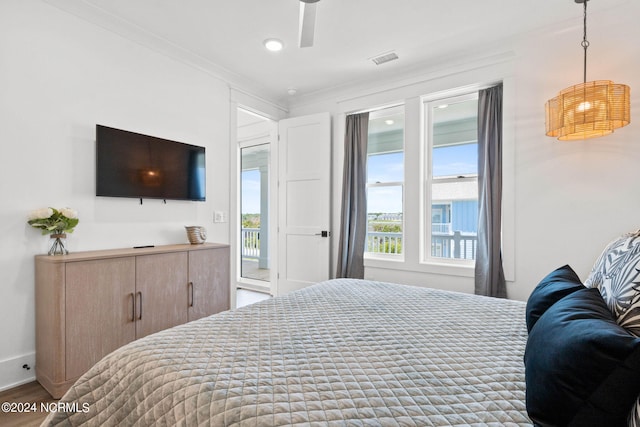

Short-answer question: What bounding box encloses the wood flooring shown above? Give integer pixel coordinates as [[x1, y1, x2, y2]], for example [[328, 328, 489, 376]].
[[0, 381, 56, 427]]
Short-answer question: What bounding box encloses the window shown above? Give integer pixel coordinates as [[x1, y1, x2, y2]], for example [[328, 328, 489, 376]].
[[366, 105, 405, 256], [424, 93, 478, 263]]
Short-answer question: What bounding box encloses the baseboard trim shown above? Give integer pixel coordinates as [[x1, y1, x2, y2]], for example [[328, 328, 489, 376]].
[[0, 352, 37, 393]]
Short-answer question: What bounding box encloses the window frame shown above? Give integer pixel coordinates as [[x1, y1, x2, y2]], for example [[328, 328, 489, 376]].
[[422, 91, 479, 267], [364, 105, 406, 261], [345, 75, 513, 284]]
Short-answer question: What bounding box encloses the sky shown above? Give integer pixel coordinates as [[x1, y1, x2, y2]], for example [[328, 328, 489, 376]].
[[242, 169, 261, 214], [366, 144, 477, 213], [241, 144, 477, 215]]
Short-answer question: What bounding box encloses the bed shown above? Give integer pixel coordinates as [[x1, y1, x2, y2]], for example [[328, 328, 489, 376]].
[[44, 279, 532, 426]]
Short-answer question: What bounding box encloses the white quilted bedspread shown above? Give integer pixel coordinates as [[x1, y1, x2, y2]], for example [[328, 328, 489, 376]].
[[44, 279, 531, 426]]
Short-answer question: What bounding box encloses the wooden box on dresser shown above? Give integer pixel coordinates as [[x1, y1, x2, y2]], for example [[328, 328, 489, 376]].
[[35, 243, 230, 398]]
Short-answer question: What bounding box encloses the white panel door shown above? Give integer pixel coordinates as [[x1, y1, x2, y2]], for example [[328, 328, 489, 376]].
[[276, 112, 331, 295]]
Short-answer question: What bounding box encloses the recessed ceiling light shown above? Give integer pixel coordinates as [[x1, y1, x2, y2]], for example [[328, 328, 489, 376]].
[[437, 104, 449, 109], [385, 119, 394, 125], [264, 38, 284, 52]]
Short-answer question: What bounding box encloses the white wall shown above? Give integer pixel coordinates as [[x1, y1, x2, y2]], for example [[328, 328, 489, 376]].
[[289, 4, 640, 302], [0, 0, 233, 390]]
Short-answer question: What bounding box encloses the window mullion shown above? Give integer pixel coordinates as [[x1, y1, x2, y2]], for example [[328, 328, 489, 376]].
[[367, 181, 403, 188]]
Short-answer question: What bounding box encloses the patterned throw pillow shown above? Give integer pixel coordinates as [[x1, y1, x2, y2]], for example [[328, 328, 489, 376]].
[[585, 229, 640, 336], [630, 398, 640, 427]]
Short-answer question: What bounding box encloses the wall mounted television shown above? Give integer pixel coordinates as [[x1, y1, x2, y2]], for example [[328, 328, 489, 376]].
[[96, 125, 206, 201]]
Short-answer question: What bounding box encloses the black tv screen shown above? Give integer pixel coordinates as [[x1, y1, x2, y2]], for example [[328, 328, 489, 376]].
[[96, 125, 206, 201]]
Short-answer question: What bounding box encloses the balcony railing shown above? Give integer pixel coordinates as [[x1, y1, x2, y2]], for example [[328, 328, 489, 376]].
[[241, 228, 260, 259], [431, 222, 452, 234], [367, 231, 403, 254], [366, 229, 477, 260], [245, 226, 477, 260], [431, 231, 477, 260]]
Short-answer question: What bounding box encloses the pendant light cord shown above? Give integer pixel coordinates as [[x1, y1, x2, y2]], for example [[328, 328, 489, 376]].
[[581, 0, 589, 84]]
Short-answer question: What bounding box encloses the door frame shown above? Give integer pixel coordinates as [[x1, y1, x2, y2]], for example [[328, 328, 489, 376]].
[[234, 107, 279, 298], [230, 98, 331, 306]]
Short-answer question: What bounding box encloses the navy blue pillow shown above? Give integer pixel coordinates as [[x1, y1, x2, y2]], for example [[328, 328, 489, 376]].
[[524, 287, 640, 427], [525, 264, 584, 333]]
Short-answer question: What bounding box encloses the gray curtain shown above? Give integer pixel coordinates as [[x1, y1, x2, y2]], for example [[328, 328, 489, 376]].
[[475, 84, 506, 298], [336, 112, 369, 279]]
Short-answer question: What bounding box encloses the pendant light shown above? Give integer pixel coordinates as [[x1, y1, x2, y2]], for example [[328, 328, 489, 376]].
[[545, 0, 630, 141]]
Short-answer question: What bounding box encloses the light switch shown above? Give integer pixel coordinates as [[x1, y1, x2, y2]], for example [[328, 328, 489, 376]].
[[214, 211, 227, 223]]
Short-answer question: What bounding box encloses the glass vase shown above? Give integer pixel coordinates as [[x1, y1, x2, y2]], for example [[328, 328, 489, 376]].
[[49, 233, 68, 255]]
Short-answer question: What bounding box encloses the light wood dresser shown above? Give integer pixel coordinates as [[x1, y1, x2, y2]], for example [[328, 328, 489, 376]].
[[35, 243, 230, 398]]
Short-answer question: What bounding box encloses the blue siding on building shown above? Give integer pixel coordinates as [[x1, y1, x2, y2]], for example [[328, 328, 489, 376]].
[[451, 200, 478, 233]]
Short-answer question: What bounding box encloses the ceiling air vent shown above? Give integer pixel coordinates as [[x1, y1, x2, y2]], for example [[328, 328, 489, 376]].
[[370, 51, 399, 65]]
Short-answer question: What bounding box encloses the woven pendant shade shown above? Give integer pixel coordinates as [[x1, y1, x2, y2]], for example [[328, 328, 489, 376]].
[[545, 80, 631, 141], [545, 0, 631, 141]]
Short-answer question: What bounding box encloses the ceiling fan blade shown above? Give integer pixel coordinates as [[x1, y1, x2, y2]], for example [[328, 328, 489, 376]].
[[298, 1, 317, 48]]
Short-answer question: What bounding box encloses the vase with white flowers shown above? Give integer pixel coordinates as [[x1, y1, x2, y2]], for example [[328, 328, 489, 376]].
[[27, 207, 79, 255]]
